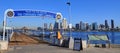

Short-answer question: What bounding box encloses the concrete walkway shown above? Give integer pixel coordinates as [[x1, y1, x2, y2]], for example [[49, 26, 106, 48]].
[[2, 44, 120, 53]]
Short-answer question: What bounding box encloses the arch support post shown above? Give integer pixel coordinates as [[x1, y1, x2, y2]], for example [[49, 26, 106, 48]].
[[3, 13, 7, 41]]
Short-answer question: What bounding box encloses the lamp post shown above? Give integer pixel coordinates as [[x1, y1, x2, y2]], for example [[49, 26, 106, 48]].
[[66, 1, 72, 37], [67, 1, 74, 49], [42, 16, 45, 40]]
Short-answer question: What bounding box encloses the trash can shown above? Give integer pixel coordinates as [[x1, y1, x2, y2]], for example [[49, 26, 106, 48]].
[[63, 39, 69, 47], [73, 38, 83, 51]]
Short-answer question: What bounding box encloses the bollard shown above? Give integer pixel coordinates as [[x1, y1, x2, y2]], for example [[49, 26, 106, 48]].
[[69, 37, 74, 49]]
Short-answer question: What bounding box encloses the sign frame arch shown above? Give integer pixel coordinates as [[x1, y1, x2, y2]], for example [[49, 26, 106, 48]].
[[2, 9, 63, 41]]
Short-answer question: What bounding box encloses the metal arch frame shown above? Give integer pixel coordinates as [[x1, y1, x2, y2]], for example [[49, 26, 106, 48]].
[[3, 9, 63, 41]]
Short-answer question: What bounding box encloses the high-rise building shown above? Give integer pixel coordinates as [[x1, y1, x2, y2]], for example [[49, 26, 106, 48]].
[[44, 23, 47, 30], [85, 23, 89, 30], [88, 25, 92, 30], [105, 20, 109, 29], [92, 22, 98, 30], [99, 24, 105, 30], [62, 18, 68, 29], [81, 22, 86, 30], [79, 21, 87, 30], [54, 20, 59, 30], [75, 23, 79, 30], [49, 23, 53, 30], [60, 22, 62, 29], [111, 19, 114, 29], [80, 21, 82, 30]]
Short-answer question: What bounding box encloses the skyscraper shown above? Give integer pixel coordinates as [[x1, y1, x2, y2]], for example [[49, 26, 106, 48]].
[[80, 21, 82, 30], [111, 19, 114, 29], [105, 20, 109, 29], [44, 23, 47, 30], [81, 22, 86, 30], [62, 18, 68, 30], [92, 22, 98, 30], [75, 23, 79, 30], [99, 24, 105, 30], [85, 23, 89, 30], [49, 23, 53, 30], [54, 20, 59, 30]]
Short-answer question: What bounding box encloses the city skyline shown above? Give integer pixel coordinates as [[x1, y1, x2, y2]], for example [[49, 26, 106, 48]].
[[0, 0, 120, 29], [75, 19, 118, 31]]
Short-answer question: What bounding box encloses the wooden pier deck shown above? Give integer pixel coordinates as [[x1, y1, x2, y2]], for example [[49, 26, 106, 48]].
[[9, 32, 48, 46]]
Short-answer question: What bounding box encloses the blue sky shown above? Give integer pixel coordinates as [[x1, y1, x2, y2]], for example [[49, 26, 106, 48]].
[[0, 0, 120, 29]]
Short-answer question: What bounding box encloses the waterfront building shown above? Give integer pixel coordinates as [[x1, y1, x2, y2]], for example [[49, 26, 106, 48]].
[[116, 26, 119, 31], [85, 23, 89, 30], [95, 23, 98, 30], [79, 21, 82, 30], [49, 23, 53, 30], [88, 25, 92, 30], [58, 22, 61, 30], [54, 21, 59, 30], [92, 22, 98, 30], [99, 24, 105, 30], [60, 22, 62, 29], [111, 19, 114, 29], [81, 22, 86, 30], [62, 18, 68, 30], [54, 20, 61, 30], [44, 23, 47, 30], [79, 21, 87, 31], [105, 20, 109, 29], [75, 23, 79, 30]]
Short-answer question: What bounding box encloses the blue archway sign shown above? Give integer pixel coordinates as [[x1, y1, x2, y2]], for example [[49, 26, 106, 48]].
[[14, 10, 56, 18], [2, 9, 62, 41], [6, 9, 62, 19]]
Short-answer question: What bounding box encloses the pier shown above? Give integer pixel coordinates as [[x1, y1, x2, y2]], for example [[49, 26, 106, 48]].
[[0, 32, 119, 53], [9, 32, 48, 46]]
